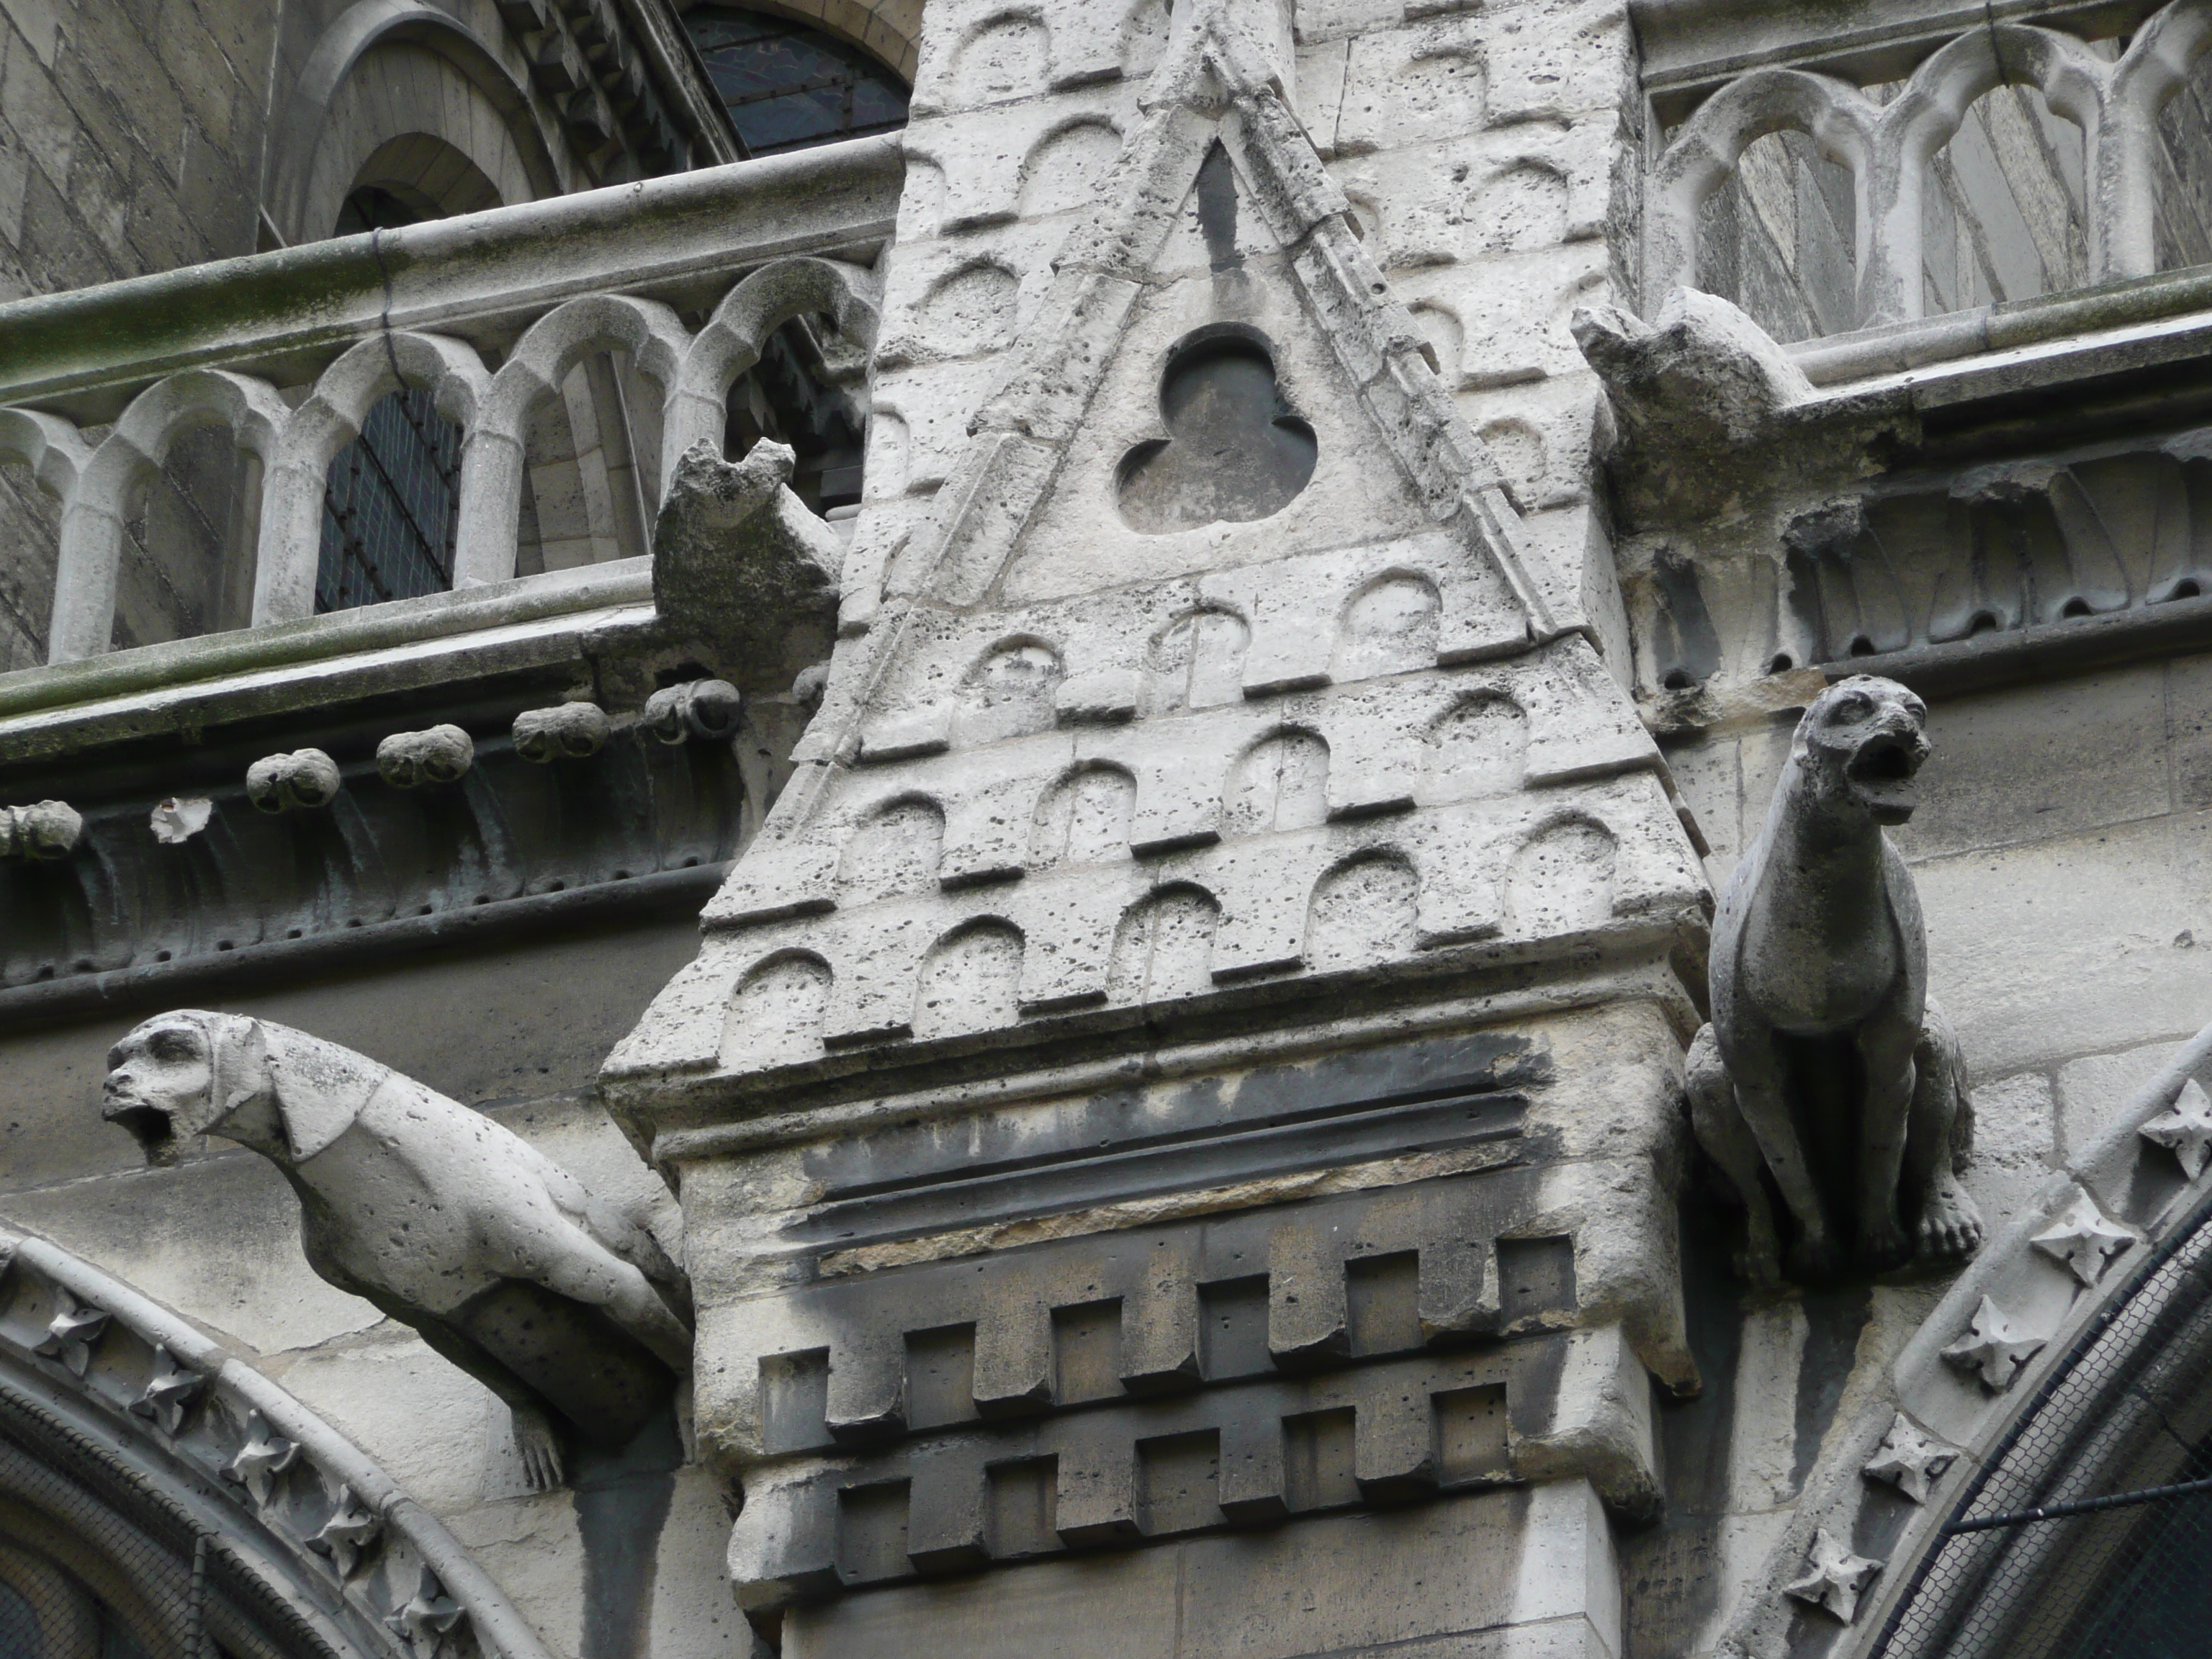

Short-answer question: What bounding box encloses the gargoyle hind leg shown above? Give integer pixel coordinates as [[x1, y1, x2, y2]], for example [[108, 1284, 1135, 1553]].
[[1906, 997, 1985, 1262], [1688, 1025, 1784, 1286], [495, 1225, 696, 1373], [1722, 1016, 1840, 1277], [408, 1313, 567, 1491]]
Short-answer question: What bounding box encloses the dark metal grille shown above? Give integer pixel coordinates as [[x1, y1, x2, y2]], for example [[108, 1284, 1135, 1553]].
[[1874, 1191, 2212, 1659], [315, 386, 462, 613], [686, 6, 908, 157]]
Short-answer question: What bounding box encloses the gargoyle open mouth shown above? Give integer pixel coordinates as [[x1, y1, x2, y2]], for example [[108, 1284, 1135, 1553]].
[[1848, 732, 1923, 822], [102, 1101, 179, 1166]]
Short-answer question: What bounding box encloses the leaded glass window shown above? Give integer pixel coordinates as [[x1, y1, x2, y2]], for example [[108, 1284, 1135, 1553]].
[[687, 6, 909, 157], [315, 187, 464, 613]]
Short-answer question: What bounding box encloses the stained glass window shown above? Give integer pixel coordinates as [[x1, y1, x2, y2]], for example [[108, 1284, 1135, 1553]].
[[686, 6, 909, 157]]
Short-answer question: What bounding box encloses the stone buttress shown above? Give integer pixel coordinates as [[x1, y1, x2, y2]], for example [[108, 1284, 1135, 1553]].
[[603, 1, 1704, 1651]]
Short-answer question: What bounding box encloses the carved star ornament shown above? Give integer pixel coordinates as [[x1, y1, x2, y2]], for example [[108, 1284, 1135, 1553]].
[[1941, 1295, 2047, 1393], [2031, 1195, 2136, 1287], [1785, 1528, 1885, 1624], [2140, 1076, 2212, 1179], [1863, 1412, 1959, 1503]]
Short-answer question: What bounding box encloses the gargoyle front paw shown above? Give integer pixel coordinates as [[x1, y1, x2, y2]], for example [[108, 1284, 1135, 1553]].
[[1915, 1174, 1984, 1263], [1860, 1213, 1910, 1273], [511, 1405, 566, 1491]]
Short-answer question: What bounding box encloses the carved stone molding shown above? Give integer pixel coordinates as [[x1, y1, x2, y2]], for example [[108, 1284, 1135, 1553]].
[[0, 1226, 557, 1659]]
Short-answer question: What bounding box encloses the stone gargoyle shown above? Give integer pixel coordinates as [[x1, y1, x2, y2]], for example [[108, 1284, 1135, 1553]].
[[1686, 676, 1984, 1284], [101, 1011, 693, 1488]]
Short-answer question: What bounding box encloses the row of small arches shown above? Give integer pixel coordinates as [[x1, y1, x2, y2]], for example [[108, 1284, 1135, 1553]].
[[845, 698, 1530, 902], [725, 819, 1619, 1063], [894, 573, 1455, 755]]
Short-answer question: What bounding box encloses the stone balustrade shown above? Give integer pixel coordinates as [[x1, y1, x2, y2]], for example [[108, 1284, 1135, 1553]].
[[0, 135, 901, 665], [1645, 0, 2212, 333]]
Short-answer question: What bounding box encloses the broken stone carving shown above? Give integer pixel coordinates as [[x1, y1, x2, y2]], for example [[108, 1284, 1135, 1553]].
[[246, 749, 342, 812], [511, 701, 609, 762], [101, 1010, 693, 1489], [651, 438, 841, 659], [1687, 676, 1984, 1283], [149, 796, 212, 844], [0, 798, 82, 859], [1573, 287, 1811, 454], [643, 678, 742, 744], [376, 724, 475, 788]]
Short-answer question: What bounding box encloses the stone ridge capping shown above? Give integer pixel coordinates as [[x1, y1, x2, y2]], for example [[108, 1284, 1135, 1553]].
[[1645, 0, 2212, 335], [0, 1226, 559, 1659], [1710, 1012, 2212, 1658], [725, 1323, 1655, 1611]]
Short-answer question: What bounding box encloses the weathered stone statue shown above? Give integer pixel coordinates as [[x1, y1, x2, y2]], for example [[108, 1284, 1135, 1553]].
[[1686, 676, 1983, 1283], [102, 1011, 693, 1487]]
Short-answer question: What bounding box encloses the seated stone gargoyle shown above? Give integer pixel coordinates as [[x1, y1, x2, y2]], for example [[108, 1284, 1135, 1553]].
[[101, 1011, 693, 1488], [1686, 676, 1984, 1285]]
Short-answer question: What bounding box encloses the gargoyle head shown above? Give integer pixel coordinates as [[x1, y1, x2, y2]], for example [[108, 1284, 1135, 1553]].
[[1794, 675, 1930, 827], [102, 1010, 269, 1166]]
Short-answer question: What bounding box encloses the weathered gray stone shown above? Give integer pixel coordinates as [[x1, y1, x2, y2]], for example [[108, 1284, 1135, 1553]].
[[1688, 677, 1982, 1282], [101, 1011, 693, 1488], [651, 439, 843, 662], [246, 747, 341, 813], [376, 725, 475, 788]]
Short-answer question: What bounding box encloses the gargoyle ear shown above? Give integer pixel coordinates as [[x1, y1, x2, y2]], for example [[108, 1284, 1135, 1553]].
[[213, 1017, 267, 1120], [264, 1028, 376, 1163]]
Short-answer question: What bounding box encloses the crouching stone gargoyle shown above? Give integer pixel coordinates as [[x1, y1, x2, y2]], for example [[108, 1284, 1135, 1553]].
[[1687, 676, 1984, 1285], [102, 1012, 693, 1488]]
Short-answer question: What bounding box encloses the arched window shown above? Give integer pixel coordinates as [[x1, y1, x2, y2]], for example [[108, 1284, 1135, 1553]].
[[318, 186, 465, 612], [685, 6, 909, 156]]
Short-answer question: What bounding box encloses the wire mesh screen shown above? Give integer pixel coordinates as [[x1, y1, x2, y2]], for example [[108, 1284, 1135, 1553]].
[[1874, 1197, 2212, 1659], [315, 386, 462, 613], [0, 1385, 351, 1659]]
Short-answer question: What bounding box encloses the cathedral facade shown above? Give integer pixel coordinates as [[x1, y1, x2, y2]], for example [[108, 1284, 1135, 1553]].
[[5, 0, 2212, 1655]]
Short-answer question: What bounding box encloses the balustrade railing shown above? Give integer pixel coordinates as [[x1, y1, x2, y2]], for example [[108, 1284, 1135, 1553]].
[[1647, 0, 2212, 333], [0, 135, 901, 667]]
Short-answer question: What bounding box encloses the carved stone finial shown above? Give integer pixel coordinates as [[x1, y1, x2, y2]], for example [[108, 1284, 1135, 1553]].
[[1862, 1412, 1958, 1503], [377, 725, 475, 788], [1784, 1528, 1884, 1624], [643, 678, 742, 744], [226, 1409, 301, 1506], [651, 438, 841, 660], [246, 750, 341, 813], [34, 1287, 109, 1375], [129, 1343, 203, 1434], [2031, 1195, 2136, 1287], [102, 1010, 693, 1491], [1685, 676, 1983, 1283], [2139, 1076, 2212, 1179], [310, 1483, 382, 1578], [0, 799, 82, 860], [387, 1566, 466, 1657], [512, 702, 609, 763], [1941, 1295, 2047, 1393]]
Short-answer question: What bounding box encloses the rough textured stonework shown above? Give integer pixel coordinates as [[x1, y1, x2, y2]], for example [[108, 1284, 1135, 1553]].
[[603, 0, 1701, 1647]]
